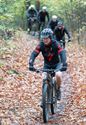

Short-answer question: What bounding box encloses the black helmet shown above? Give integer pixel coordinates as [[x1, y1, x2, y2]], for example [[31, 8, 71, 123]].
[[41, 28, 53, 39], [58, 21, 63, 27]]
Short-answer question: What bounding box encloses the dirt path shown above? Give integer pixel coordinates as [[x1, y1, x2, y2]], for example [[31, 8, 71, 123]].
[[0, 32, 86, 125]]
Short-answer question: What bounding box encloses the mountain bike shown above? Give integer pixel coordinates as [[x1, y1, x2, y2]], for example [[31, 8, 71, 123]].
[[27, 16, 39, 35], [31, 64, 62, 123], [58, 40, 65, 49], [59, 39, 71, 49]]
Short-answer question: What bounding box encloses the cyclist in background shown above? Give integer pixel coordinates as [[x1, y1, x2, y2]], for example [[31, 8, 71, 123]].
[[29, 28, 67, 100], [26, 5, 38, 32], [54, 21, 71, 48], [48, 15, 59, 31], [38, 6, 50, 31]]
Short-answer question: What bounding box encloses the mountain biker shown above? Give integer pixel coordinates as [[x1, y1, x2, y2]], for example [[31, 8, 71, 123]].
[[54, 21, 71, 48], [48, 15, 59, 31], [26, 5, 38, 31], [29, 28, 67, 100], [38, 6, 50, 31]]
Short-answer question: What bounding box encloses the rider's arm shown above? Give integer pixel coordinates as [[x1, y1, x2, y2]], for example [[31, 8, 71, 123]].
[[54, 26, 58, 35], [59, 49, 67, 71], [57, 44, 67, 64], [26, 9, 30, 18], [34, 9, 38, 16], [46, 12, 49, 22], [59, 49, 67, 64], [64, 27, 71, 39], [37, 11, 41, 21], [58, 44, 67, 71], [47, 20, 51, 28], [29, 45, 41, 66]]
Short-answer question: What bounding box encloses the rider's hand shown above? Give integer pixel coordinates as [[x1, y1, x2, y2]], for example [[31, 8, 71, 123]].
[[60, 40, 63, 42], [68, 38, 71, 42], [29, 65, 35, 71], [60, 63, 67, 71], [63, 63, 67, 71]]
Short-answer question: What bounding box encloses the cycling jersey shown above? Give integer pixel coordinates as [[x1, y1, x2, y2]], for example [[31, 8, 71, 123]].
[[54, 26, 71, 41], [48, 19, 58, 31], [29, 39, 66, 66], [26, 9, 38, 18], [38, 10, 49, 22]]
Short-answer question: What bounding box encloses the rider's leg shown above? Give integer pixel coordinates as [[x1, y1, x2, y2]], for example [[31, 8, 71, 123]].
[[38, 22, 41, 31], [28, 19, 31, 31], [62, 37, 65, 48], [63, 42, 65, 48], [55, 71, 62, 100], [55, 71, 62, 89]]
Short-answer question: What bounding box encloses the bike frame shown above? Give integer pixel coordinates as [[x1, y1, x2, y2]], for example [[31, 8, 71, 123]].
[[59, 39, 70, 49], [28, 16, 39, 32], [33, 68, 61, 123], [29, 63, 67, 123]]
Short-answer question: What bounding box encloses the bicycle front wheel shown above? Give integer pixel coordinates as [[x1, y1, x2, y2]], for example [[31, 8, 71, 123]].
[[51, 82, 57, 114], [42, 83, 50, 123]]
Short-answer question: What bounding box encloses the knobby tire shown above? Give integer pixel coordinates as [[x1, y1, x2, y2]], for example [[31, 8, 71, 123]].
[[42, 83, 50, 123], [51, 82, 57, 114]]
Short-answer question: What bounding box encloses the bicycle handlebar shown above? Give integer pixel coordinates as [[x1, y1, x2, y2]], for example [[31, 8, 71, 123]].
[[31, 63, 64, 73], [60, 39, 71, 43], [35, 68, 59, 73]]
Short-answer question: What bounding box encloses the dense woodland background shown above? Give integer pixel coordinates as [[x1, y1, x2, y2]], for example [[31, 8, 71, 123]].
[[0, 1, 86, 124], [0, 0, 86, 44]]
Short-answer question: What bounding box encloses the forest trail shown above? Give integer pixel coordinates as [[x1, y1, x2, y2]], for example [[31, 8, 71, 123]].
[[0, 32, 86, 125]]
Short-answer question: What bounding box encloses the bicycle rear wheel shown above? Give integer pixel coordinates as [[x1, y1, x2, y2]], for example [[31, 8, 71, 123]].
[[42, 83, 50, 123], [31, 21, 39, 32]]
